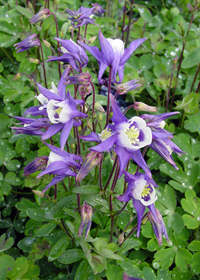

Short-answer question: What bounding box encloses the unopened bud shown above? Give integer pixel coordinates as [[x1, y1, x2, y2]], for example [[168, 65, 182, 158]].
[[78, 201, 92, 238], [117, 80, 140, 95], [86, 119, 92, 129], [187, 3, 194, 12], [29, 57, 40, 64], [24, 156, 48, 176], [133, 102, 157, 112], [95, 102, 105, 113], [68, 25, 74, 32], [43, 39, 51, 48], [76, 151, 102, 181], [173, 55, 178, 64], [28, 1, 34, 13], [30, 9, 50, 24], [118, 233, 124, 243], [88, 36, 97, 44], [32, 190, 44, 197], [13, 73, 22, 81]]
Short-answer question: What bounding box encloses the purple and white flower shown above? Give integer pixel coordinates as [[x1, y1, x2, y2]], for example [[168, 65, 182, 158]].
[[78, 30, 146, 83], [14, 34, 40, 53], [117, 171, 159, 237]]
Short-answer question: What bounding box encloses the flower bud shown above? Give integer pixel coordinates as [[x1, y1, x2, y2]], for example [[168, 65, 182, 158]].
[[30, 9, 50, 24], [78, 201, 92, 238], [65, 73, 91, 86], [42, 39, 51, 48], [118, 233, 124, 243], [117, 80, 141, 95], [133, 102, 157, 112], [32, 190, 44, 197], [24, 156, 48, 176], [187, 3, 194, 12], [13, 73, 22, 81], [99, 113, 103, 121], [95, 102, 105, 113], [88, 36, 97, 44], [147, 209, 169, 246], [29, 57, 40, 64], [76, 151, 102, 181]]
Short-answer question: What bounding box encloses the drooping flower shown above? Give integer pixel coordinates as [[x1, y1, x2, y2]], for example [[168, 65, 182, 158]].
[[66, 4, 104, 28], [36, 142, 82, 194], [78, 201, 93, 238], [147, 209, 169, 246], [47, 38, 88, 71], [30, 9, 50, 24], [117, 171, 158, 237], [78, 30, 146, 83], [141, 112, 184, 169], [83, 94, 152, 178], [23, 67, 87, 150], [133, 102, 157, 112], [14, 34, 40, 53], [76, 151, 102, 181], [24, 156, 48, 176], [11, 116, 50, 136], [117, 80, 141, 95]]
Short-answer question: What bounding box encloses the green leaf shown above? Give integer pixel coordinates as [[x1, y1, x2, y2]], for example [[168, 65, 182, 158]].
[[175, 248, 192, 272], [75, 259, 95, 280], [118, 257, 142, 278], [0, 254, 15, 276], [19, 59, 36, 75], [120, 238, 142, 253], [58, 249, 85, 264], [5, 172, 21, 186], [184, 111, 200, 135], [0, 234, 14, 253], [6, 257, 29, 279], [135, 4, 152, 22], [188, 240, 200, 251], [157, 185, 176, 212], [190, 252, 200, 273], [48, 236, 69, 261], [106, 264, 123, 280], [98, 248, 123, 260], [0, 114, 10, 131], [153, 247, 176, 269], [15, 6, 33, 19], [34, 222, 57, 237], [182, 48, 200, 68], [142, 267, 156, 280], [5, 160, 21, 172], [175, 92, 200, 115], [73, 185, 100, 195], [181, 189, 200, 229], [87, 94, 108, 106]]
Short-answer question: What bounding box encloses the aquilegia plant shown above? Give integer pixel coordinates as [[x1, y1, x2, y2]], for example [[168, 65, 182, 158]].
[[12, 2, 184, 279]]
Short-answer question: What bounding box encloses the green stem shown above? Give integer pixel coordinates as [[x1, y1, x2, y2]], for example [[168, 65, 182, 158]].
[[106, 66, 112, 126]]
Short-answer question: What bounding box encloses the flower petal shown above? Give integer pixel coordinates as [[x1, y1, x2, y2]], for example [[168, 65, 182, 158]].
[[42, 123, 64, 140], [132, 199, 145, 237], [60, 119, 74, 150], [115, 146, 130, 178], [131, 149, 152, 179], [98, 30, 115, 66], [90, 134, 117, 152], [110, 94, 127, 124]]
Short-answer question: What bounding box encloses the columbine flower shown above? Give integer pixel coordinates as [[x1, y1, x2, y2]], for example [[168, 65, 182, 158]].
[[23, 67, 87, 150], [78, 30, 146, 83], [84, 94, 152, 178], [78, 201, 92, 238], [14, 34, 40, 53], [117, 171, 158, 237], [47, 38, 88, 71], [76, 151, 102, 181], [36, 142, 82, 194], [147, 209, 169, 246], [24, 156, 48, 176], [11, 116, 50, 136], [117, 80, 141, 95], [66, 4, 104, 28], [30, 9, 50, 24], [65, 72, 91, 86], [141, 112, 184, 169]]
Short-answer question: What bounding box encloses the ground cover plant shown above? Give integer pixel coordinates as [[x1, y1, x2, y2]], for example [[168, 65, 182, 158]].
[[0, 0, 200, 279]]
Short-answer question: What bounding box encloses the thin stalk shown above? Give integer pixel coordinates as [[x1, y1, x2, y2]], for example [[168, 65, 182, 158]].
[[99, 156, 103, 191], [113, 201, 128, 217], [75, 180, 81, 214], [90, 81, 96, 132], [190, 63, 200, 92], [54, 183, 57, 201], [109, 194, 114, 242], [84, 24, 88, 39], [77, 26, 81, 42], [39, 43, 48, 88], [120, 215, 137, 236], [125, 0, 135, 48], [2, 48, 18, 71], [106, 66, 112, 126], [123, 104, 134, 115], [104, 156, 118, 191], [165, 71, 173, 112], [60, 218, 72, 239], [196, 81, 200, 93], [119, 225, 137, 247], [136, 146, 148, 172], [62, 181, 68, 192], [106, 0, 111, 17], [111, 159, 119, 192], [50, 12, 61, 78], [75, 126, 81, 155], [121, 2, 127, 41]]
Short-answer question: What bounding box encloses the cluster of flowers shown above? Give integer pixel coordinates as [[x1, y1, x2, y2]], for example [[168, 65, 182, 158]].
[[12, 3, 183, 247]]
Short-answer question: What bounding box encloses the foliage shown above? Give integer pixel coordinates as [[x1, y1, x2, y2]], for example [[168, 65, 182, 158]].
[[0, 0, 200, 280]]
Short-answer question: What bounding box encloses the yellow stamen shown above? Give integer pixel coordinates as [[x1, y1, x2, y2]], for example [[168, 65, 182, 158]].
[[99, 129, 112, 141], [55, 107, 62, 115], [141, 184, 151, 197], [125, 126, 139, 144]]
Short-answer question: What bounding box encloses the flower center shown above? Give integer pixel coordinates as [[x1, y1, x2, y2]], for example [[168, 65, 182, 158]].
[[55, 107, 62, 115], [125, 126, 139, 144], [141, 184, 151, 198], [99, 129, 112, 141]]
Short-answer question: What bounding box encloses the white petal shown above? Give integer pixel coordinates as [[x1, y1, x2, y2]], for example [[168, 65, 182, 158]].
[[58, 103, 71, 123], [50, 82, 58, 95], [128, 116, 147, 129], [47, 100, 60, 124], [107, 38, 124, 56], [132, 176, 147, 199], [48, 151, 63, 165], [61, 46, 69, 54]]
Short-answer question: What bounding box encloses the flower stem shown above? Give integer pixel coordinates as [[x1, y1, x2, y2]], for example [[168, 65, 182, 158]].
[[165, 71, 173, 112], [106, 66, 112, 126], [190, 63, 200, 92], [39, 43, 48, 88], [90, 81, 96, 132], [99, 156, 103, 191], [50, 12, 61, 78], [125, 0, 135, 48], [119, 224, 137, 247], [60, 218, 72, 239], [121, 1, 127, 41], [114, 201, 128, 217], [104, 156, 118, 191]]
